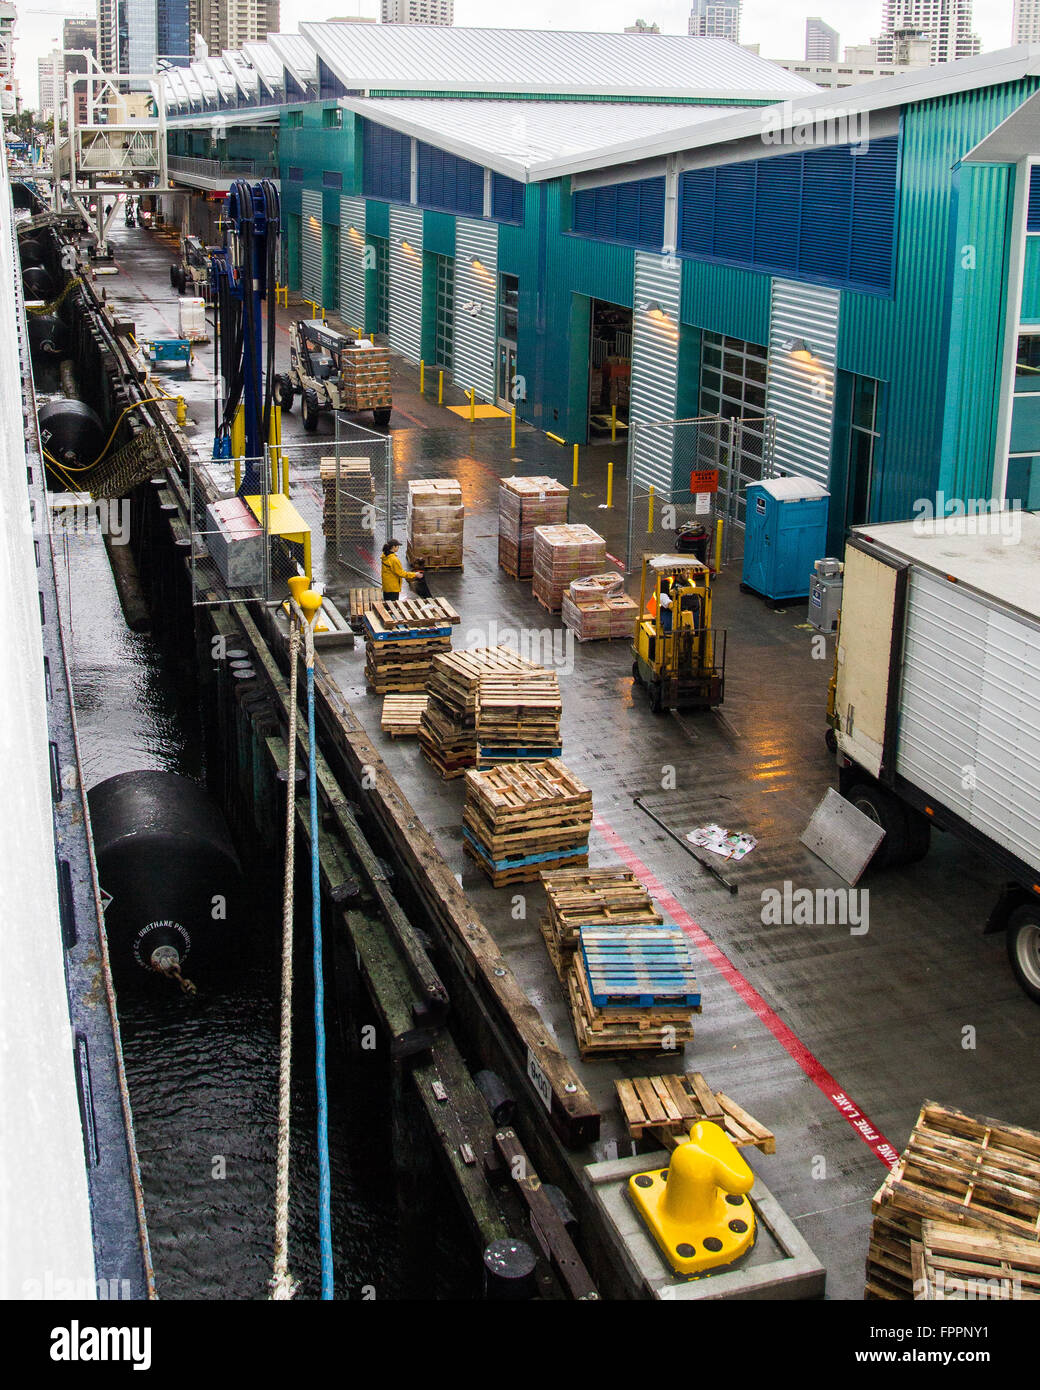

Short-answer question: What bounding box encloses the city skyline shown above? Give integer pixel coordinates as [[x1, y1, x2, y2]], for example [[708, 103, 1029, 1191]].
[[6, 0, 1018, 109]]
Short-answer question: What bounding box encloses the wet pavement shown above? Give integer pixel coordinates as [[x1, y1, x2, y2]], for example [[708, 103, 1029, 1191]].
[[103, 221, 1040, 1300]]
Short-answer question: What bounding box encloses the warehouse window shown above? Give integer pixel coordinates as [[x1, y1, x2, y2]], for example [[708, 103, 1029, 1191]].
[[362, 121, 411, 203], [371, 235, 389, 336], [1007, 334, 1040, 509], [491, 173, 525, 225], [699, 332, 769, 524], [417, 142, 485, 217], [287, 166, 303, 182], [571, 177, 665, 251], [1029, 168, 1040, 233], [323, 106, 342, 129], [287, 110, 302, 128], [322, 170, 343, 189], [435, 255, 454, 369], [845, 375, 883, 526], [678, 135, 900, 295]]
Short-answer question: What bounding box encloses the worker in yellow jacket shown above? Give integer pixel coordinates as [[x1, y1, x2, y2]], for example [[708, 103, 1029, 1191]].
[[381, 538, 423, 601]]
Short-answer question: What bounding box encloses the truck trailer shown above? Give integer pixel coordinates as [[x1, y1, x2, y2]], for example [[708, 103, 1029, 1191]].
[[832, 514, 1040, 1004]]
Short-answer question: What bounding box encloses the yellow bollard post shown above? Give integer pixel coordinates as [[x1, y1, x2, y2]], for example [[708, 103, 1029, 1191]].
[[511, 406, 516, 449], [370, 333, 375, 345], [420, 359, 425, 393], [611, 403, 617, 444], [572, 443, 578, 487], [175, 396, 187, 427], [438, 371, 444, 406], [714, 517, 724, 574], [288, 573, 309, 606], [282, 454, 289, 498], [648, 484, 655, 534], [300, 589, 323, 627], [469, 389, 475, 423], [234, 456, 242, 491], [606, 459, 614, 508]]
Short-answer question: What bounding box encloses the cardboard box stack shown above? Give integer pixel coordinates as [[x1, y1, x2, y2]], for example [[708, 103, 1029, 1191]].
[[531, 524, 607, 612], [561, 572, 639, 642], [497, 476, 569, 579], [338, 341, 392, 413], [407, 478, 464, 570], [419, 645, 543, 778], [462, 759, 592, 885]]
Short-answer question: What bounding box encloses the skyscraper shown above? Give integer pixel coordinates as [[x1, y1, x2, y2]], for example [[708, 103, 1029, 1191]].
[[874, 0, 980, 65], [381, 0, 453, 22], [0, 2, 18, 115], [195, 2, 281, 54], [805, 17, 839, 61], [37, 49, 64, 116], [1012, 0, 1040, 43], [63, 18, 98, 124], [97, 0, 199, 74], [688, 0, 741, 44]]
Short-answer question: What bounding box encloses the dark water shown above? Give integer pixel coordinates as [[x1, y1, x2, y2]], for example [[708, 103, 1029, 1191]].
[[56, 526, 421, 1299]]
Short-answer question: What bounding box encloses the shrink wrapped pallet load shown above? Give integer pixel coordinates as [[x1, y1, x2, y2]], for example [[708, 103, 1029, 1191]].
[[531, 523, 607, 612], [462, 759, 592, 885], [406, 478, 464, 569], [419, 645, 544, 778], [560, 572, 638, 642], [497, 475, 569, 579], [362, 596, 459, 694], [338, 341, 392, 412]]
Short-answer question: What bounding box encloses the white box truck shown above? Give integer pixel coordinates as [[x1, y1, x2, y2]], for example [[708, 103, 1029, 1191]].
[[832, 514, 1040, 1003]]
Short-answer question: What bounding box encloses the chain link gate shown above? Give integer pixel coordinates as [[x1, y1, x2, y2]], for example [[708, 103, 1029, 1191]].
[[626, 414, 775, 572]]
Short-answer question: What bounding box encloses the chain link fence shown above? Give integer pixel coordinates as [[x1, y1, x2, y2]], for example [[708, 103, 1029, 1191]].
[[626, 414, 775, 572]]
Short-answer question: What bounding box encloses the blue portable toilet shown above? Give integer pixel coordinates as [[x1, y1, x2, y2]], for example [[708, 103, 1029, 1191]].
[[741, 476, 830, 602]]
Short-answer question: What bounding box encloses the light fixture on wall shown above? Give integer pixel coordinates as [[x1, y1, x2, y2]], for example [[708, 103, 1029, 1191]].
[[640, 298, 667, 321], [782, 336, 816, 362], [469, 255, 485, 270], [399, 237, 413, 251]]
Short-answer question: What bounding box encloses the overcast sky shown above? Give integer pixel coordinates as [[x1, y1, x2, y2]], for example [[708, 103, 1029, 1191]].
[[11, 0, 1016, 109]]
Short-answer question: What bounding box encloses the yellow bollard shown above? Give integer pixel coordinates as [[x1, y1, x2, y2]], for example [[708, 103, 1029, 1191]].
[[282, 454, 290, 498], [510, 406, 516, 450], [175, 396, 187, 427], [300, 589, 323, 627], [287, 573, 309, 606], [234, 456, 242, 491], [714, 516, 724, 574], [420, 359, 425, 393], [572, 443, 578, 487], [438, 370, 444, 406], [606, 459, 614, 508], [370, 333, 375, 345], [648, 484, 655, 534], [469, 388, 475, 423], [611, 403, 617, 443]]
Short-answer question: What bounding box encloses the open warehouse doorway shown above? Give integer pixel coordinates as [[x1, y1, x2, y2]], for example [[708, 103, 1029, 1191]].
[[588, 298, 631, 441]]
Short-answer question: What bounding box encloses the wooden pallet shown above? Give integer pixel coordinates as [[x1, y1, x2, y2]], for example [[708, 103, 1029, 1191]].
[[565, 961, 693, 1060], [364, 596, 460, 633], [571, 952, 692, 1031], [911, 1220, 1040, 1300], [463, 834, 589, 886], [541, 868, 663, 954], [347, 586, 382, 629], [579, 924, 700, 1010], [380, 694, 428, 738], [865, 1101, 1040, 1300], [614, 1071, 776, 1154]]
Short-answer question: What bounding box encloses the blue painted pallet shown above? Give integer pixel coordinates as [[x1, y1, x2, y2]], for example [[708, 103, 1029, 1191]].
[[363, 620, 453, 643], [579, 925, 700, 1009], [477, 744, 563, 759], [462, 827, 589, 870]]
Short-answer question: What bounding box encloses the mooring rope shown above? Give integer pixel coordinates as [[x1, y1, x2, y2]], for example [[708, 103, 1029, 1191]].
[[270, 620, 301, 1302]]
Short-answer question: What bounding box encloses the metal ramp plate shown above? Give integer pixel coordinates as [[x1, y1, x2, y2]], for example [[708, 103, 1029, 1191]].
[[800, 787, 885, 886]]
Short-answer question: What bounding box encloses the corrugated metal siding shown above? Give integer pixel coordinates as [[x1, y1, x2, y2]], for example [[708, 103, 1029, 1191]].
[[339, 195, 366, 332], [681, 257, 770, 342], [452, 219, 498, 401], [1022, 235, 1040, 322], [765, 278, 839, 485], [630, 251, 682, 490], [301, 189, 323, 304], [388, 205, 423, 361], [896, 569, 1040, 874]]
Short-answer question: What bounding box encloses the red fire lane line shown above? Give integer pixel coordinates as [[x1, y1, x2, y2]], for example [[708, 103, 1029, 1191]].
[[592, 814, 900, 1169]]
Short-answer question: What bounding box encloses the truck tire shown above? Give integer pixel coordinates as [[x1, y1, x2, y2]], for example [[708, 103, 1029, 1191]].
[[301, 389, 320, 433], [1007, 905, 1040, 1004], [824, 726, 838, 755], [372, 407, 392, 430], [273, 374, 294, 413], [846, 782, 910, 870], [632, 660, 643, 685], [169, 263, 179, 288]]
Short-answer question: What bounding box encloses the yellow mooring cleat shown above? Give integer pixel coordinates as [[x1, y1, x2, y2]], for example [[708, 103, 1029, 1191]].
[[628, 1121, 757, 1276]]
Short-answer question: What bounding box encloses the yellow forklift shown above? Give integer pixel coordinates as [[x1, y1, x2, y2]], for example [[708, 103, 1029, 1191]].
[[631, 554, 726, 714]]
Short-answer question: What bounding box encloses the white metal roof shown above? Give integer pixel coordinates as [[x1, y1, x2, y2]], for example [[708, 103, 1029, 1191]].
[[345, 97, 749, 181], [268, 32, 318, 87], [301, 23, 818, 100], [224, 51, 260, 100], [532, 42, 1040, 178], [242, 41, 285, 97], [853, 514, 1040, 622]]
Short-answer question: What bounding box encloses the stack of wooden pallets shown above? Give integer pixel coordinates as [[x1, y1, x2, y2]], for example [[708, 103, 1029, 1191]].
[[912, 1220, 1040, 1300], [362, 596, 460, 694], [347, 585, 382, 633], [498, 475, 569, 579], [475, 670, 562, 767], [380, 694, 428, 738], [865, 1101, 1040, 1300], [539, 867, 663, 981], [462, 759, 592, 885], [419, 645, 542, 779], [532, 524, 607, 612], [561, 572, 639, 642], [565, 923, 699, 1060], [320, 455, 375, 537], [338, 342, 392, 413], [614, 1071, 776, 1153], [407, 478, 464, 570]]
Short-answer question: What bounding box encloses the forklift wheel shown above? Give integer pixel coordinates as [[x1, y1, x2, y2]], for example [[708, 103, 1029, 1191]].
[[169, 264, 178, 288], [273, 375, 294, 413], [825, 726, 838, 755], [631, 660, 643, 685], [648, 682, 664, 714], [372, 407, 392, 430], [301, 389, 320, 433]]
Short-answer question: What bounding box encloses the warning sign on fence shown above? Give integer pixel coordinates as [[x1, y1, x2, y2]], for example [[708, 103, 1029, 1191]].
[[690, 468, 719, 494]]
